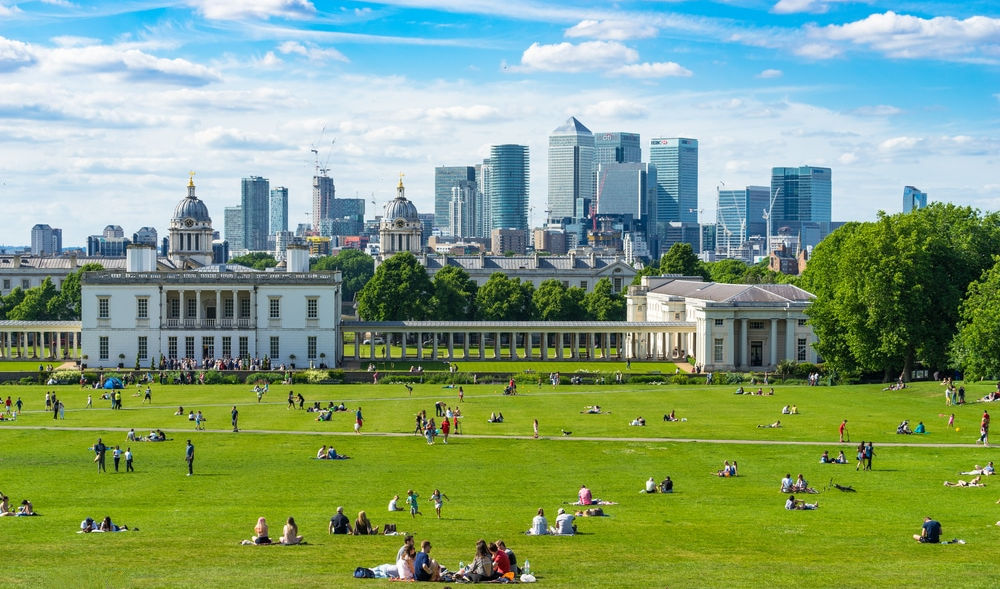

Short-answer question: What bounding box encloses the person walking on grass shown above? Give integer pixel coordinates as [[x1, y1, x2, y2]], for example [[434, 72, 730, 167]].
[[185, 440, 194, 476], [113, 446, 121, 472], [533, 419, 539, 439], [855, 441, 866, 471], [864, 442, 875, 471], [839, 419, 848, 443], [231, 405, 239, 432], [94, 438, 107, 473], [125, 447, 133, 472]]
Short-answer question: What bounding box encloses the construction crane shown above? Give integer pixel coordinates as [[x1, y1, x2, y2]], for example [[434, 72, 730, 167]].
[[309, 126, 336, 178], [762, 187, 782, 258]]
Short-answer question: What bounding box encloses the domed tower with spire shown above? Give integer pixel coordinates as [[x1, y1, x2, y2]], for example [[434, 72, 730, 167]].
[[379, 173, 423, 258], [168, 172, 215, 268]]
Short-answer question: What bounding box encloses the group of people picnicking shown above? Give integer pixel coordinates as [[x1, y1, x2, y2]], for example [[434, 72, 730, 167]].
[[356, 535, 524, 582], [243, 516, 303, 545], [0, 492, 35, 516]]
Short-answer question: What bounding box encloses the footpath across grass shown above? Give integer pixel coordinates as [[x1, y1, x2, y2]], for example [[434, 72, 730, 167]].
[[1, 379, 998, 587]]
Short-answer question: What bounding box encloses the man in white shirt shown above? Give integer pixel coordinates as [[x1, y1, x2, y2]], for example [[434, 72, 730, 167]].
[[551, 508, 576, 535], [780, 474, 793, 493], [644, 477, 657, 493], [389, 495, 403, 511]]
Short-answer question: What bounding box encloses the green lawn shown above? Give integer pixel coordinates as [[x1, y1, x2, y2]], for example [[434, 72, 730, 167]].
[[0, 360, 71, 372], [361, 359, 681, 375], [343, 343, 632, 362], [1, 379, 997, 587]]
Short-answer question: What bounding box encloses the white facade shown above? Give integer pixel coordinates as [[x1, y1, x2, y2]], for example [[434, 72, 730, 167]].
[[81, 269, 342, 369], [626, 276, 817, 371]]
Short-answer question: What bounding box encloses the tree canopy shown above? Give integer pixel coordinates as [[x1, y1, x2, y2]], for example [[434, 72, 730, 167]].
[[311, 249, 374, 302], [430, 266, 478, 320], [475, 273, 533, 321], [229, 252, 278, 270], [583, 277, 626, 321], [950, 256, 1000, 380], [356, 252, 433, 321], [0, 263, 103, 321]]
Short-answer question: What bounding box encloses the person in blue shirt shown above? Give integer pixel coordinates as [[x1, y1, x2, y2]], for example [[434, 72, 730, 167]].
[[414, 540, 439, 581], [914, 516, 941, 543]]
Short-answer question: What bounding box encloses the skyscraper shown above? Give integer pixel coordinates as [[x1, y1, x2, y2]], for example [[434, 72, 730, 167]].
[[903, 185, 927, 212], [770, 166, 832, 226], [448, 180, 478, 238], [241, 176, 270, 251], [269, 186, 288, 236], [435, 166, 476, 230], [488, 144, 529, 231], [312, 174, 335, 232], [30, 224, 62, 255], [649, 138, 699, 226], [595, 162, 654, 219], [547, 117, 594, 221], [132, 226, 158, 247], [224, 205, 244, 251], [716, 186, 769, 257], [594, 132, 641, 165]]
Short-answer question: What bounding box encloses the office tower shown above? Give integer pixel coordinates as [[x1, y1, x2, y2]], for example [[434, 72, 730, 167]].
[[596, 163, 655, 219], [548, 117, 594, 221], [103, 225, 125, 239], [30, 224, 62, 255], [132, 227, 158, 247], [476, 159, 490, 237], [270, 187, 288, 235], [903, 185, 927, 212], [435, 166, 476, 230], [87, 226, 130, 256], [716, 186, 769, 257], [241, 176, 270, 251], [224, 205, 244, 251], [770, 166, 832, 227], [649, 138, 699, 226], [312, 173, 335, 232], [448, 180, 478, 238], [418, 213, 434, 247], [488, 145, 529, 231], [594, 132, 641, 165]]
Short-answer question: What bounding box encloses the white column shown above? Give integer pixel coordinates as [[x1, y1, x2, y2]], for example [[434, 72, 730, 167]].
[[541, 332, 548, 360], [353, 332, 360, 360], [509, 331, 517, 359], [463, 332, 469, 360], [401, 332, 408, 359], [494, 332, 501, 359], [769, 320, 778, 368], [786, 318, 796, 363], [448, 332, 455, 360], [478, 332, 485, 359], [432, 333, 439, 360], [215, 290, 221, 326], [727, 319, 736, 368], [742, 319, 751, 368]]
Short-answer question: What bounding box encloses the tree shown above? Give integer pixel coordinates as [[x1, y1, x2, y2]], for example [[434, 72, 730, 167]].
[[475, 273, 532, 321], [705, 258, 749, 284], [356, 252, 433, 320], [951, 257, 1000, 380], [7, 277, 59, 320], [531, 279, 577, 321], [658, 243, 708, 279], [430, 266, 478, 320], [0, 286, 26, 320], [583, 277, 626, 321], [312, 249, 374, 302], [48, 262, 104, 319], [229, 252, 278, 270]]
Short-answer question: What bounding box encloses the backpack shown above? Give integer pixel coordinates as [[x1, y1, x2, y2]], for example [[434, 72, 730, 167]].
[[353, 567, 375, 579]]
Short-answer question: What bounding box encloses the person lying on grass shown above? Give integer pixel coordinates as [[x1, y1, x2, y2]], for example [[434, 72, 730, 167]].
[[757, 420, 781, 428], [944, 476, 984, 487], [961, 462, 995, 475], [784, 495, 818, 510]]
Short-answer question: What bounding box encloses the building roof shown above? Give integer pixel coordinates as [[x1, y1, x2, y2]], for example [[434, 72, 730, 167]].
[[422, 254, 634, 273], [647, 279, 814, 304], [173, 195, 211, 223], [0, 255, 128, 270], [552, 116, 591, 136], [384, 196, 420, 222]]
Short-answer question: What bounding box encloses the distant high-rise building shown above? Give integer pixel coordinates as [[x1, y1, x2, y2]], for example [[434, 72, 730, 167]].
[[87, 225, 130, 256], [491, 228, 527, 255], [649, 138, 699, 227], [132, 227, 158, 247], [903, 185, 927, 212], [488, 144, 529, 231], [596, 163, 655, 219], [594, 132, 641, 165], [224, 205, 244, 251], [770, 166, 832, 228], [448, 180, 478, 238], [269, 187, 288, 236], [30, 224, 62, 256], [435, 166, 476, 229], [548, 117, 594, 221], [476, 159, 490, 237], [312, 174, 335, 232], [716, 186, 769, 258], [241, 176, 270, 250], [103, 225, 125, 239]]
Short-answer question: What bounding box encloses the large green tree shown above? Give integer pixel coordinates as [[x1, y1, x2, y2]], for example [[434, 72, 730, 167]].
[[430, 266, 478, 320], [49, 262, 104, 319], [312, 249, 374, 302], [583, 277, 626, 321], [229, 252, 278, 270], [531, 279, 583, 321], [475, 273, 533, 321], [802, 204, 1000, 380], [356, 252, 433, 320], [6, 277, 59, 320], [950, 257, 1000, 380], [658, 243, 709, 279]]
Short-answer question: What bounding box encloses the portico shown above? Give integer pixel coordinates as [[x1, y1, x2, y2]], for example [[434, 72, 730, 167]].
[[0, 320, 83, 360]]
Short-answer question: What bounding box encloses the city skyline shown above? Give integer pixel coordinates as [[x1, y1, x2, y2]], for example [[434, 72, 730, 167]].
[[0, 1, 997, 246]]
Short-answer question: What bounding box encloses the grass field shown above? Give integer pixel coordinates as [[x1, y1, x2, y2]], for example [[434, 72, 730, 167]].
[[361, 359, 681, 375], [1, 378, 998, 587]]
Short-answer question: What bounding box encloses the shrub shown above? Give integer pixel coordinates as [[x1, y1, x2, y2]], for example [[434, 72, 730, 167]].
[[671, 375, 690, 385], [244, 372, 286, 385]]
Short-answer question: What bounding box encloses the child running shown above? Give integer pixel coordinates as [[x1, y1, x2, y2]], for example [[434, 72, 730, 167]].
[[406, 489, 422, 518], [429, 489, 449, 519]]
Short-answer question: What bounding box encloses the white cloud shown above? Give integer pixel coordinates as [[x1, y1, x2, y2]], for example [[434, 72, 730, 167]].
[[724, 160, 751, 173], [756, 68, 782, 79], [513, 41, 638, 73], [814, 11, 1000, 61], [612, 61, 692, 78], [0, 36, 37, 72], [772, 0, 849, 14], [794, 42, 843, 59], [254, 51, 283, 68], [194, 126, 290, 150], [878, 136, 923, 151], [277, 41, 349, 62], [40, 45, 221, 85], [853, 105, 901, 116], [186, 0, 316, 20], [565, 19, 658, 41], [424, 105, 501, 122], [581, 99, 648, 119], [838, 152, 858, 164], [51, 36, 101, 48]]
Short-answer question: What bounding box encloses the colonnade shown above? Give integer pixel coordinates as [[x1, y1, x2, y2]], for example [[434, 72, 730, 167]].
[[162, 288, 255, 329], [0, 322, 83, 360]]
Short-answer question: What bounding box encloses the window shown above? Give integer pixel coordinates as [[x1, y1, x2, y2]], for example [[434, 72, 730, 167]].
[[222, 337, 231, 357], [269, 298, 280, 319], [170, 299, 180, 318], [2, 279, 9, 290], [239, 336, 248, 358], [674, 313, 681, 320], [579, 281, 587, 289], [270, 336, 280, 358], [307, 298, 318, 319], [798, 319, 807, 326], [713, 338, 724, 363], [137, 336, 147, 360], [168, 337, 177, 358], [224, 298, 234, 318], [137, 298, 148, 319], [714, 319, 724, 327], [98, 297, 110, 319], [99, 336, 109, 360], [186, 298, 196, 318], [185, 336, 195, 359], [307, 336, 317, 359], [748, 320, 764, 330], [797, 338, 807, 362], [202, 337, 214, 359], [240, 299, 250, 318], [21, 279, 29, 289], [613, 278, 622, 291]]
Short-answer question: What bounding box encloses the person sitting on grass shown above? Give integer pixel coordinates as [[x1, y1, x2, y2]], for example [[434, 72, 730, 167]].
[[280, 517, 303, 545], [792, 474, 818, 493], [174, 406, 184, 415], [780, 474, 794, 493], [581, 405, 603, 414], [757, 420, 781, 428], [914, 516, 941, 543], [327, 448, 348, 460], [317, 445, 328, 459], [642, 477, 657, 493], [388, 494, 403, 511], [835, 451, 848, 464], [315, 409, 332, 421], [16, 499, 35, 516], [660, 476, 673, 493], [328, 506, 352, 535], [663, 410, 678, 422], [896, 420, 913, 434], [354, 511, 379, 535], [734, 386, 745, 395], [716, 461, 736, 477], [630, 416, 646, 426], [782, 405, 791, 414], [784, 495, 818, 510], [414, 540, 440, 582], [914, 421, 926, 434], [790, 405, 799, 414], [944, 476, 984, 487], [550, 508, 576, 535], [527, 508, 549, 535], [253, 517, 272, 544], [80, 517, 98, 533], [820, 451, 833, 464]]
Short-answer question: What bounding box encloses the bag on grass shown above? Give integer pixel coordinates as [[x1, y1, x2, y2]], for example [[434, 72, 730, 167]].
[[353, 567, 375, 578]]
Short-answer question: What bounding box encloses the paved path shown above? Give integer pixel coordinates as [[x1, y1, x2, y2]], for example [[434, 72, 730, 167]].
[[0, 423, 988, 448]]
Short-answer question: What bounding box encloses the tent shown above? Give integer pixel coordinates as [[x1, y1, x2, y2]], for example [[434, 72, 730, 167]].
[[103, 377, 123, 389]]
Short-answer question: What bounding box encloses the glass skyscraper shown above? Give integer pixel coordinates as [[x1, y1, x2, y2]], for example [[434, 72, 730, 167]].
[[224, 205, 243, 251], [596, 162, 654, 219], [594, 132, 641, 165], [903, 185, 927, 212], [241, 175, 270, 250], [547, 117, 594, 221], [488, 144, 529, 231], [770, 166, 832, 227], [649, 138, 698, 226], [435, 166, 476, 229], [716, 186, 769, 256], [269, 186, 288, 236], [312, 174, 335, 232]]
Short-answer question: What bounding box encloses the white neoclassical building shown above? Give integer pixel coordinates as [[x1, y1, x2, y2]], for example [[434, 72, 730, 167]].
[[627, 276, 817, 371]]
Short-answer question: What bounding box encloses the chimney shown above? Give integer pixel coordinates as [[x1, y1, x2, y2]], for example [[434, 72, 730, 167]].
[[286, 244, 309, 273]]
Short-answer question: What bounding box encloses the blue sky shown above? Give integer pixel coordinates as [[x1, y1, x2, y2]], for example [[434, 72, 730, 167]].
[[0, 0, 997, 246]]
